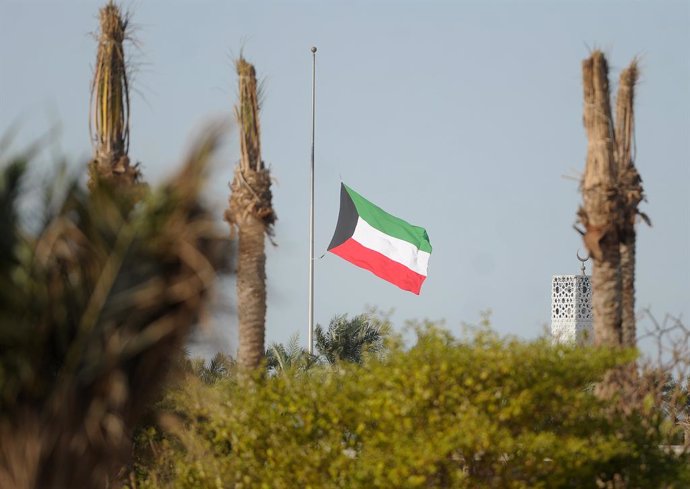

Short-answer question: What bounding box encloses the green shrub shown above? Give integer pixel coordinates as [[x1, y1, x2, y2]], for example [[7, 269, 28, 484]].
[[131, 326, 689, 488]]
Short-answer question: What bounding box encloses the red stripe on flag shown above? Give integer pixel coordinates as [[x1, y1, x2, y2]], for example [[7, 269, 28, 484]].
[[329, 238, 426, 295]]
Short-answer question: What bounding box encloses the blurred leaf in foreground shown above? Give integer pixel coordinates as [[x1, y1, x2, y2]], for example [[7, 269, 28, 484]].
[[0, 129, 227, 489]]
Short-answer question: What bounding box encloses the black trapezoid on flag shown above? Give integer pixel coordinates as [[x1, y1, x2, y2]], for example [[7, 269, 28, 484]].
[[328, 183, 359, 250]]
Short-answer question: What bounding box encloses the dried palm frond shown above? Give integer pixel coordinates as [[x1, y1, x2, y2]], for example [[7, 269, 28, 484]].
[[615, 60, 646, 232], [225, 57, 275, 232], [225, 166, 275, 231], [235, 58, 262, 173], [89, 1, 142, 187], [0, 128, 227, 488]]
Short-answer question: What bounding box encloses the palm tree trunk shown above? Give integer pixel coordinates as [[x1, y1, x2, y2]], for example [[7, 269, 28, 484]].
[[226, 58, 275, 369], [614, 61, 643, 347], [619, 238, 636, 346], [579, 51, 622, 346], [591, 235, 623, 346], [236, 218, 267, 369]]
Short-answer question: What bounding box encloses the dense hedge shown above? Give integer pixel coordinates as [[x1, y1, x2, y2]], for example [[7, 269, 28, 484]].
[[131, 327, 689, 488]]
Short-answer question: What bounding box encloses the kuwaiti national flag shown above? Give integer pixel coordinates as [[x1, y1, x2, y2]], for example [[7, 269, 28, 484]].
[[327, 183, 432, 295]]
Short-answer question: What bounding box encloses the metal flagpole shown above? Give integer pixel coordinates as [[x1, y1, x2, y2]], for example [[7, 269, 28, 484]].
[[308, 46, 317, 354]]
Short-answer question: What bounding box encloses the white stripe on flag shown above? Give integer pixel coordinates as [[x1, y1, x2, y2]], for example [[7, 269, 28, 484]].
[[352, 217, 430, 276]]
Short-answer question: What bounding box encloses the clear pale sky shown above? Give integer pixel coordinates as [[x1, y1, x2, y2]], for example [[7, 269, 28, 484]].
[[1, 1, 688, 357]]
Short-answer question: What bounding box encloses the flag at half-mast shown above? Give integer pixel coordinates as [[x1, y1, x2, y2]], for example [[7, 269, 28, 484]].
[[327, 183, 432, 295]]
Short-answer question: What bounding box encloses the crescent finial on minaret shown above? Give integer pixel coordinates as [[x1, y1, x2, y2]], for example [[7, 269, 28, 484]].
[[576, 250, 590, 275]]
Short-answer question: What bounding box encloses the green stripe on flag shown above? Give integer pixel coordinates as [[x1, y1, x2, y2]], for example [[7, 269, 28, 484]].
[[344, 184, 432, 253]]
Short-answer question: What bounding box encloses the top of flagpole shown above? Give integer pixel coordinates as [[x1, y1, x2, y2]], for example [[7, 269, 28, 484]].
[[311, 46, 317, 53]]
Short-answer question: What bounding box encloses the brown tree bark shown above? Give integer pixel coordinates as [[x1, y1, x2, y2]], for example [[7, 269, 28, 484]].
[[579, 51, 622, 346], [614, 61, 643, 347], [619, 240, 636, 346], [236, 219, 267, 369]]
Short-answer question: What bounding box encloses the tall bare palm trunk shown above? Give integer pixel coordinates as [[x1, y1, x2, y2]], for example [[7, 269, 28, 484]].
[[614, 61, 645, 347], [235, 220, 267, 368], [89, 1, 141, 187], [578, 51, 622, 346], [225, 58, 275, 369]]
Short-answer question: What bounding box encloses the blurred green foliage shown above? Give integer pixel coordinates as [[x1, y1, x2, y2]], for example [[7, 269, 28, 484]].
[[131, 326, 689, 488], [0, 132, 227, 488]]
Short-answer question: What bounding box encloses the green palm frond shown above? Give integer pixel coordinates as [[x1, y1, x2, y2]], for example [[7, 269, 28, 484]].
[[193, 352, 235, 384], [315, 314, 390, 365], [266, 334, 315, 374]]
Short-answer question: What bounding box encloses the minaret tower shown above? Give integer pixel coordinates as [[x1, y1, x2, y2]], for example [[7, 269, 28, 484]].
[[551, 253, 593, 344]]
